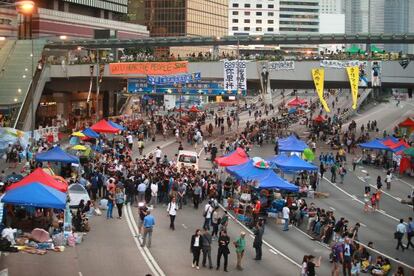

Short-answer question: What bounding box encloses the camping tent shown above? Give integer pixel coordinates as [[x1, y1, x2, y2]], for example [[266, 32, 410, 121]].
[[257, 173, 299, 192], [35, 146, 80, 164], [82, 128, 100, 139], [226, 161, 272, 181], [108, 120, 126, 131], [287, 97, 307, 107], [90, 119, 120, 134], [6, 168, 67, 192], [215, 147, 249, 167], [358, 139, 390, 151], [1, 182, 67, 209], [272, 155, 318, 172]]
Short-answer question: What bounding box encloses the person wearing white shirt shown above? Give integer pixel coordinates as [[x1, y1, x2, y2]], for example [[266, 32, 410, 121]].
[[167, 197, 178, 230], [154, 146, 162, 163], [282, 205, 290, 231], [203, 201, 213, 230], [385, 171, 392, 190], [150, 182, 158, 207], [126, 133, 134, 149], [396, 219, 406, 251]]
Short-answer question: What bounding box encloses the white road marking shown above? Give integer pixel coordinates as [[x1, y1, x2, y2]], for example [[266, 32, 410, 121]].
[[269, 249, 279, 255], [395, 177, 414, 189], [357, 177, 409, 207], [359, 222, 367, 227], [78, 272, 83, 276], [329, 206, 336, 211], [182, 224, 188, 229], [249, 234, 255, 239], [293, 226, 330, 249], [218, 203, 301, 268]]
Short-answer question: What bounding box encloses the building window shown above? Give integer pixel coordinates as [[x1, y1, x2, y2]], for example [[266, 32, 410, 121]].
[[256, 12, 262, 16], [232, 19, 238, 23], [232, 26, 238, 31], [268, 12, 274, 16], [256, 19, 262, 24], [268, 4, 274, 8], [245, 11, 250, 15], [244, 27, 250, 31], [268, 27, 274, 32], [268, 20, 274, 24], [244, 19, 250, 23], [232, 3, 239, 7], [232, 11, 239, 15], [256, 27, 262, 31], [245, 3, 250, 8], [256, 4, 262, 8]]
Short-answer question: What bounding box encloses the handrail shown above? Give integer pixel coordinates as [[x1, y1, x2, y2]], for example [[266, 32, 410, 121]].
[[0, 40, 17, 78]]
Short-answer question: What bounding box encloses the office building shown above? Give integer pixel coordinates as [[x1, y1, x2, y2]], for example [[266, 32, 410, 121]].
[[228, 0, 279, 36], [319, 0, 345, 53], [279, 0, 320, 53], [320, 0, 343, 14]]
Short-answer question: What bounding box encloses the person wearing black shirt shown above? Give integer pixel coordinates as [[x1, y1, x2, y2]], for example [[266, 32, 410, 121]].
[[216, 230, 230, 272], [138, 203, 148, 236], [306, 255, 321, 276], [253, 221, 264, 260]]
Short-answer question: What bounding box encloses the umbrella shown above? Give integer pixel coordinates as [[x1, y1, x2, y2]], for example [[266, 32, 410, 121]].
[[403, 147, 414, 157], [4, 173, 23, 183], [254, 160, 270, 169], [71, 131, 85, 137], [303, 148, 315, 161], [72, 145, 87, 151]]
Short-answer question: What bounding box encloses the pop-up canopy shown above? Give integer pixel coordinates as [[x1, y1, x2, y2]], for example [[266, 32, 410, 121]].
[[82, 128, 100, 139], [35, 146, 80, 164], [272, 155, 318, 172], [278, 135, 308, 152], [258, 173, 299, 192], [287, 97, 307, 107], [226, 161, 272, 181], [6, 168, 67, 192], [2, 182, 67, 209], [90, 119, 120, 134], [358, 139, 389, 151], [215, 147, 249, 167], [108, 120, 126, 131]]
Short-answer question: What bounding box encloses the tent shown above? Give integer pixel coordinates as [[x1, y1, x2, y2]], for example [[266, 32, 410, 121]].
[[226, 161, 272, 181], [266, 155, 289, 168], [189, 106, 201, 113], [82, 128, 100, 139], [215, 147, 249, 167], [272, 155, 318, 172], [108, 120, 126, 131], [358, 139, 389, 151], [90, 119, 120, 134], [1, 182, 67, 209], [35, 146, 80, 164], [6, 168, 68, 192], [382, 140, 410, 153], [257, 173, 299, 192], [313, 115, 325, 123], [398, 118, 414, 128], [345, 45, 365, 54], [287, 97, 307, 107], [279, 137, 308, 152], [370, 45, 385, 54]]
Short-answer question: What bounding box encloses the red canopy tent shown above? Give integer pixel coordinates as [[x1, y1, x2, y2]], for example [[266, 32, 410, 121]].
[[6, 168, 68, 192], [215, 147, 249, 167], [188, 106, 201, 113], [90, 119, 120, 134], [398, 117, 414, 128], [313, 115, 326, 123], [382, 139, 410, 150], [287, 97, 307, 107]]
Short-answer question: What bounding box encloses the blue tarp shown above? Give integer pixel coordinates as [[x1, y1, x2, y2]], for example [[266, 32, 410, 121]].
[[1, 182, 67, 209], [82, 128, 100, 139], [272, 155, 318, 172], [226, 161, 272, 181], [258, 173, 299, 192], [108, 120, 126, 131], [35, 146, 80, 164], [358, 139, 389, 150]]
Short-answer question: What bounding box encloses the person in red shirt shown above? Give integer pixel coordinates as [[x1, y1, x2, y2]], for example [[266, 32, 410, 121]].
[[252, 200, 261, 225]]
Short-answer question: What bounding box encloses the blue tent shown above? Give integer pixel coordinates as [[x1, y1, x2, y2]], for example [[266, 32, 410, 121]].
[[257, 173, 299, 192], [273, 155, 318, 172], [1, 182, 67, 209], [278, 135, 298, 145], [358, 139, 389, 150], [82, 128, 100, 139], [35, 146, 80, 164], [108, 120, 126, 131], [226, 161, 272, 181], [278, 135, 308, 152], [266, 155, 289, 168], [379, 136, 399, 143]]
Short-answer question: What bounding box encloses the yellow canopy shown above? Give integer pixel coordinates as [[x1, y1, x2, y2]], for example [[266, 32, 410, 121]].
[[72, 145, 87, 151], [71, 131, 85, 137]]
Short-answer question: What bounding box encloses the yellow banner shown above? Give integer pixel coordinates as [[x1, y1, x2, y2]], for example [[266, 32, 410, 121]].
[[311, 68, 330, 112], [346, 66, 359, 109]]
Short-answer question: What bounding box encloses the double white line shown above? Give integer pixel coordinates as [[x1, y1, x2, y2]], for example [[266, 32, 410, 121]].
[[124, 204, 166, 276]]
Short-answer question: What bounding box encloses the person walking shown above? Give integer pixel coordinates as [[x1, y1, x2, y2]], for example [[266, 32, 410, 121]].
[[201, 229, 213, 269], [115, 187, 125, 219], [307, 255, 321, 276], [395, 219, 406, 251], [190, 229, 202, 269], [106, 191, 115, 219], [141, 210, 155, 248], [234, 232, 246, 270], [211, 206, 220, 240], [216, 230, 230, 272], [193, 183, 202, 209], [406, 217, 414, 249], [385, 170, 392, 190], [282, 204, 290, 231], [167, 197, 178, 230], [330, 164, 337, 183], [338, 165, 346, 184], [203, 201, 213, 230], [253, 220, 264, 260], [149, 181, 158, 207]]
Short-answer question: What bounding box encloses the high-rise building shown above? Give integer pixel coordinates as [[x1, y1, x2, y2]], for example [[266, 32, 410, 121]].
[[319, 0, 345, 53], [279, 0, 320, 53], [228, 0, 280, 36], [345, 0, 412, 54], [142, 0, 228, 37], [320, 0, 343, 14]]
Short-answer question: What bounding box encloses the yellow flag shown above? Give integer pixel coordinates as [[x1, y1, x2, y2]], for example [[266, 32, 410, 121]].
[[311, 68, 330, 112], [346, 66, 359, 109]]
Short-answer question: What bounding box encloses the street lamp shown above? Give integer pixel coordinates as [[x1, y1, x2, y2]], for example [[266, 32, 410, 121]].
[[15, 1, 35, 15]]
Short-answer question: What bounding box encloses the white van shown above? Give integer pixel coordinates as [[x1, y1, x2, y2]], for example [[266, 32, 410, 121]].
[[177, 150, 199, 171]]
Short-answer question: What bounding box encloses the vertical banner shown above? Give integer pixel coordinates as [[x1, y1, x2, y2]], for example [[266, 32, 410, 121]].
[[346, 66, 359, 109], [371, 61, 382, 87], [224, 60, 247, 91], [311, 68, 330, 113]]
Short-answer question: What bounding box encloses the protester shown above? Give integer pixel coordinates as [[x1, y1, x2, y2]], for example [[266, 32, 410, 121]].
[[253, 220, 264, 260], [395, 219, 406, 251], [201, 229, 213, 269], [234, 232, 246, 270], [141, 210, 155, 248], [115, 187, 125, 219], [190, 229, 202, 270], [216, 230, 230, 272]]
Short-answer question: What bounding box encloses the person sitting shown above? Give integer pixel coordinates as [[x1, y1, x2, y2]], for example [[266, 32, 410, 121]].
[[371, 257, 391, 276]]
